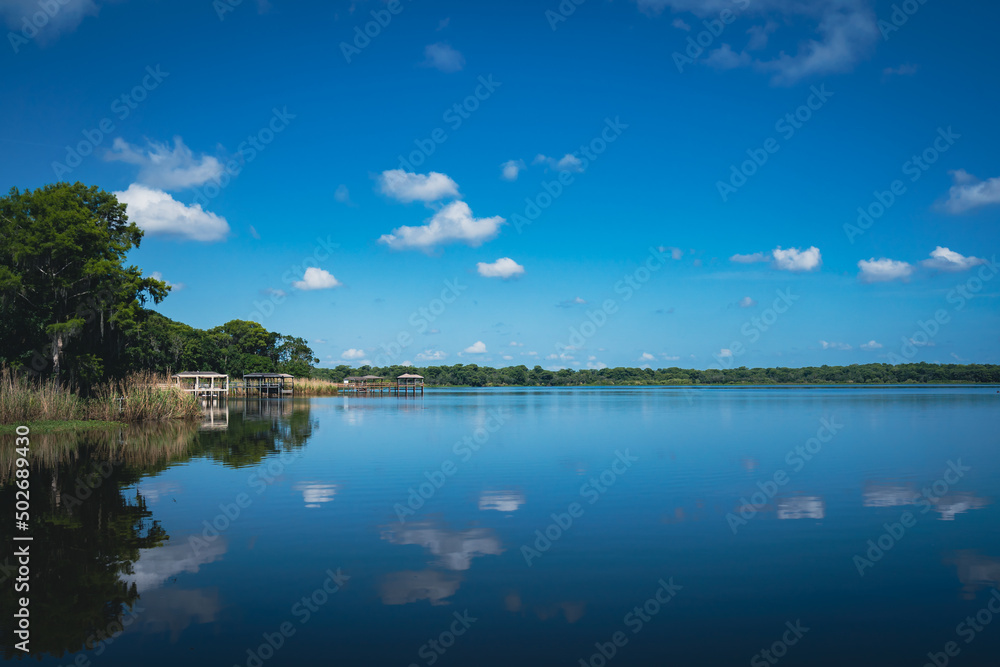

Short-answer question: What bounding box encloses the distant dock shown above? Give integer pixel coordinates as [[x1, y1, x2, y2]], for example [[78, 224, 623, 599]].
[[342, 374, 425, 396]]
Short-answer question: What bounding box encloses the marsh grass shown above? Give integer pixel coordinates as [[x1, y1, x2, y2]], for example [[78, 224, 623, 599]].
[[0, 368, 200, 424]]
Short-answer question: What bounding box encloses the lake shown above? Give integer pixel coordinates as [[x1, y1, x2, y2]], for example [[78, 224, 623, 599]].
[[3, 387, 999, 666]]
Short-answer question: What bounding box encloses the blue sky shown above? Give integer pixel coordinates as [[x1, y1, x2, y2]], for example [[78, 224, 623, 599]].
[[2, 0, 998, 370]]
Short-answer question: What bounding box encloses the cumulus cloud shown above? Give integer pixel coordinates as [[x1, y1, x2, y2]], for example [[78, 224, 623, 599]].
[[941, 170, 1000, 214], [378, 169, 460, 203], [772, 246, 822, 272], [115, 184, 229, 242], [857, 257, 913, 283], [738, 296, 757, 308], [533, 153, 584, 173], [920, 246, 986, 272], [341, 349, 366, 360], [379, 201, 504, 250], [463, 341, 487, 354], [732, 246, 821, 271], [107, 137, 223, 190], [640, 352, 655, 362], [416, 349, 447, 361], [422, 42, 465, 72], [820, 341, 852, 351], [718, 348, 733, 358], [500, 159, 526, 181], [477, 257, 524, 279], [293, 267, 341, 290], [860, 340, 882, 350], [636, 0, 879, 85]]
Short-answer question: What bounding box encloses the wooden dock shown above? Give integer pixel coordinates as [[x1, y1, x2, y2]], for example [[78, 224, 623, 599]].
[[341, 374, 425, 396]]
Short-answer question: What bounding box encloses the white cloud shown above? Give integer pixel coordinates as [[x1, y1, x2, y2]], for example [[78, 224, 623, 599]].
[[416, 349, 447, 361], [731, 246, 821, 271], [341, 348, 366, 360], [640, 352, 655, 361], [920, 246, 986, 272], [857, 257, 913, 283], [477, 257, 524, 279], [942, 170, 1000, 214], [820, 341, 852, 351], [509, 341, 523, 347], [860, 340, 882, 350], [658, 246, 684, 260], [534, 153, 584, 173], [1, 0, 102, 45], [908, 338, 935, 348], [149, 271, 185, 291], [635, 0, 879, 86], [738, 296, 757, 308], [662, 355, 680, 361], [334, 184, 354, 205], [463, 341, 487, 354], [556, 297, 588, 307], [500, 159, 525, 181], [587, 361, 608, 369], [422, 42, 465, 72], [378, 169, 459, 203], [772, 246, 822, 272], [718, 348, 733, 358], [705, 43, 751, 69], [730, 252, 769, 264], [671, 17, 691, 30], [293, 267, 341, 290], [379, 201, 504, 250], [262, 287, 286, 298], [107, 137, 223, 190], [115, 184, 229, 242]]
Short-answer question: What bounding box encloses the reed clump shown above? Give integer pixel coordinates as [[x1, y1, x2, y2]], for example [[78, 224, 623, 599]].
[[0, 367, 200, 424]]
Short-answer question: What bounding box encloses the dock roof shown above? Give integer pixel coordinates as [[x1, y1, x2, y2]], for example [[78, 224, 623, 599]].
[[397, 374, 424, 379], [173, 371, 228, 378]]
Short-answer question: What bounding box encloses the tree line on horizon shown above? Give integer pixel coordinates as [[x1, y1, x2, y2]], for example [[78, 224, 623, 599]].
[[311, 362, 1000, 386]]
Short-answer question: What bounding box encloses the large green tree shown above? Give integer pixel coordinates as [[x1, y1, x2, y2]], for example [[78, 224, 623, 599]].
[[0, 183, 168, 384]]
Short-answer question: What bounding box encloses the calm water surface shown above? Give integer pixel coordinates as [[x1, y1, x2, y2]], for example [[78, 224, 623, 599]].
[[3, 387, 999, 666]]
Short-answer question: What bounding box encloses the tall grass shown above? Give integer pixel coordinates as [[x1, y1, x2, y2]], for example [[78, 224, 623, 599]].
[[293, 377, 342, 396], [0, 367, 200, 424], [0, 368, 82, 423]]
